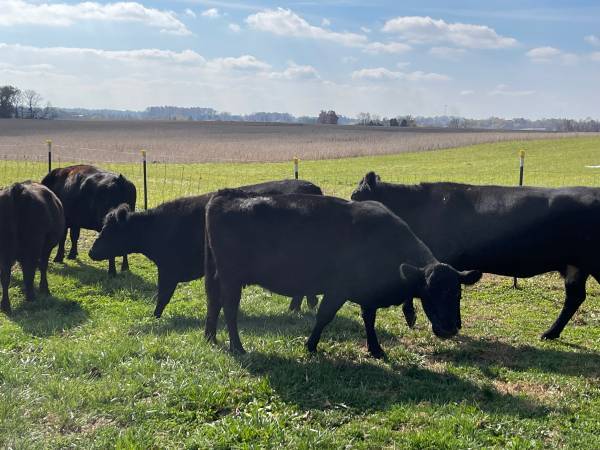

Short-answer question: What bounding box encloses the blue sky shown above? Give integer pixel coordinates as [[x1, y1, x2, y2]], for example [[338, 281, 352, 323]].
[[1, 0, 599, 118]]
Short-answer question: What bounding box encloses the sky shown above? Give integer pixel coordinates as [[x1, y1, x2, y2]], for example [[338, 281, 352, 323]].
[[1, 0, 599, 119]]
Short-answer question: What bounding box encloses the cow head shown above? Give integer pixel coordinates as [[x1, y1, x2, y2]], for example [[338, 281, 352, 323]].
[[350, 172, 381, 202], [91, 174, 136, 229], [89, 204, 131, 261], [399, 262, 481, 338]]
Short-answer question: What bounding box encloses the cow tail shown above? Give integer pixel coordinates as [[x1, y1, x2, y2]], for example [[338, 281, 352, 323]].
[[204, 213, 220, 306]]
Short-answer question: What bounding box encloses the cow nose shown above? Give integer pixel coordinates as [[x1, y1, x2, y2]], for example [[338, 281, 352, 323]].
[[433, 326, 459, 339]]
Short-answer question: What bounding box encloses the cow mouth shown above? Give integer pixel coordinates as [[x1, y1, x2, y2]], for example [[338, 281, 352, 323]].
[[432, 326, 459, 339], [88, 247, 105, 261]]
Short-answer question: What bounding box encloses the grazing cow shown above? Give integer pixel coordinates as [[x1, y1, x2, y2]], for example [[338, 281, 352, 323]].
[[88, 180, 324, 317], [0, 182, 65, 313], [42, 165, 136, 276], [352, 172, 600, 339], [204, 190, 481, 357]]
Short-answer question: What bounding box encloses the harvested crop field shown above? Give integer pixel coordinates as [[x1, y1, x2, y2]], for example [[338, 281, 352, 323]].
[[0, 120, 594, 163]]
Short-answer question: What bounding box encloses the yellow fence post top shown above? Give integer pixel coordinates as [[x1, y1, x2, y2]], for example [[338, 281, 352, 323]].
[[293, 156, 299, 163], [141, 149, 147, 158], [46, 139, 52, 145], [519, 149, 526, 159]]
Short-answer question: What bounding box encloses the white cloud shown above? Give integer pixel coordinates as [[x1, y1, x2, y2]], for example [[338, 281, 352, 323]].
[[396, 62, 411, 68], [460, 90, 475, 96], [201, 8, 220, 18], [352, 67, 450, 82], [341, 56, 358, 64], [321, 18, 331, 27], [429, 46, 467, 61], [269, 63, 320, 80], [526, 46, 578, 65], [489, 84, 535, 97], [228, 23, 241, 32], [0, 0, 191, 35], [382, 16, 517, 49], [208, 55, 271, 71], [360, 26, 371, 34], [364, 41, 412, 54], [591, 52, 600, 62], [584, 35, 600, 46], [184, 8, 196, 19], [246, 8, 368, 48]]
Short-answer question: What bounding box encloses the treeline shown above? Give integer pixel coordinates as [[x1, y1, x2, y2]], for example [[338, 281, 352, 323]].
[[416, 116, 600, 132], [0, 85, 56, 119]]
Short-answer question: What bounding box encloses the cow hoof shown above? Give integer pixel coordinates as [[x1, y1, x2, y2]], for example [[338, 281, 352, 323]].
[[67, 255, 77, 260], [54, 257, 64, 264], [0, 304, 10, 315], [229, 345, 246, 355], [108, 271, 117, 277], [205, 332, 217, 345], [305, 340, 318, 353], [369, 347, 386, 359], [307, 296, 318, 309], [541, 331, 560, 340]]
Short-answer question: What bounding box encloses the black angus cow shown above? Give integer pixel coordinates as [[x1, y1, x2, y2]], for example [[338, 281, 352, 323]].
[[352, 172, 600, 339], [0, 182, 65, 313], [204, 190, 481, 357], [42, 165, 136, 276], [89, 180, 324, 317]]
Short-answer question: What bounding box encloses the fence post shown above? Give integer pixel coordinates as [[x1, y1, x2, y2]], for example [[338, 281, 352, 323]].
[[141, 149, 148, 210], [293, 157, 299, 180], [513, 149, 525, 289], [47, 140, 52, 173]]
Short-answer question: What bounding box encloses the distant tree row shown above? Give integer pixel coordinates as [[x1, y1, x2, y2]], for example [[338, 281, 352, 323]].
[[317, 110, 339, 125], [0, 85, 56, 119], [356, 112, 417, 127]]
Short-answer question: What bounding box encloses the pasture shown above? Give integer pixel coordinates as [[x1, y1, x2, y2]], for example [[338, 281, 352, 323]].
[[0, 134, 600, 448]]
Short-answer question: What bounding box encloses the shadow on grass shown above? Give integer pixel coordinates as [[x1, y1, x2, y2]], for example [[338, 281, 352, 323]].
[[52, 259, 156, 296], [7, 293, 88, 337], [432, 335, 600, 378], [132, 309, 396, 343], [238, 351, 550, 418]]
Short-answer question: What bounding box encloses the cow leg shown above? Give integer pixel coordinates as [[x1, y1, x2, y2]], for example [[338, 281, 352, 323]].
[[289, 296, 302, 312], [402, 298, 417, 328], [38, 241, 54, 296], [21, 258, 37, 302], [54, 227, 67, 263], [153, 272, 177, 318], [542, 267, 588, 340], [306, 295, 319, 309], [361, 306, 385, 358], [0, 263, 11, 314], [67, 226, 80, 260], [204, 287, 222, 345], [220, 285, 244, 354], [108, 258, 117, 277], [306, 294, 346, 353], [121, 254, 130, 272]]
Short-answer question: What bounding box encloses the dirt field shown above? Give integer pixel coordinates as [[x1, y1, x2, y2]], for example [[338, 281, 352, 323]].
[[0, 119, 592, 163]]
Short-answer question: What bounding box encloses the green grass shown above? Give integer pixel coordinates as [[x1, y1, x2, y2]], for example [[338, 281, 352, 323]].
[[1, 136, 600, 448]]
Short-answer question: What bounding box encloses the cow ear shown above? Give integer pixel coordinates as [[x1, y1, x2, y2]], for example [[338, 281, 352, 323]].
[[116, 204, 130, 222], [457, 269, 482, 285], [399, 263, 425, 289], [364, 172, 379, 190], [118, 174, 125, 183]]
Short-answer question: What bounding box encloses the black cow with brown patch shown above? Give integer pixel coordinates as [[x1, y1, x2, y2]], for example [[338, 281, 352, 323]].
[[0, 182, 65, 313], [42, 165, 136, 276]]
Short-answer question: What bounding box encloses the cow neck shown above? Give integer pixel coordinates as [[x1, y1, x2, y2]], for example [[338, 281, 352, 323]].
[[126, 211, 157, 256]]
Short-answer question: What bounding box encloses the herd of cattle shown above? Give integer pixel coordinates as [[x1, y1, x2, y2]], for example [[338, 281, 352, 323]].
[[1, 164, 598, 357]]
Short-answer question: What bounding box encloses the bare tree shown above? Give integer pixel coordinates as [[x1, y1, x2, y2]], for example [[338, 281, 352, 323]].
[[23, 89, 42, 119], [0, 85, 20, 118]]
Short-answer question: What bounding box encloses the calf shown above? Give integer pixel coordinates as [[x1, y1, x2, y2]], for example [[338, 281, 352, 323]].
[[352, 172, 600, 339], [204, 190, 481, 357], [42, 165, 136, 276], [89, 180, 323, 317], [0, 182, 65, 313]]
